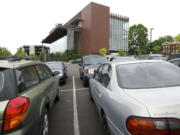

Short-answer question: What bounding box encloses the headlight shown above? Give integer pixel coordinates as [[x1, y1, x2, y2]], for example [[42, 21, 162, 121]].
[[57, 73, 63, 77]]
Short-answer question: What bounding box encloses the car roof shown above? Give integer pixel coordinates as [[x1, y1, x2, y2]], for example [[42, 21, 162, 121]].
[[0, 60, 42, 69], [110, 60, 167, 66]]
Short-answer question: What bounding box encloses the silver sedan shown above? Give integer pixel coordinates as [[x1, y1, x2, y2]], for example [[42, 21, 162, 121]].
[[89, 60, 180, 135]]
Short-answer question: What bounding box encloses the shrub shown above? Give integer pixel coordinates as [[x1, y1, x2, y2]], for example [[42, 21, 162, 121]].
[[99, 48, 107, 56], [118, 49, 125, 56]]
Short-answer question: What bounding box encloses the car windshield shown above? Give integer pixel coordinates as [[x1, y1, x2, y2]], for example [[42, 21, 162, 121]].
[[116, 62, 180, 89], [0, 68, 16, 100], [46, 63, 63, 70], [84, 57, 107, 65], [112, 57, 136, 62]]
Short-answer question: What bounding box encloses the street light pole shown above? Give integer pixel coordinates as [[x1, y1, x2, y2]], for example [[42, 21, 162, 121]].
[[150, 28, 154, 54]]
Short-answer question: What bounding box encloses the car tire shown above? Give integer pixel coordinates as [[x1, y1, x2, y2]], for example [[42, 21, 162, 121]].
[[41, 108, 49, 135], [102, 114, 111, 135], [55, 87, 60, 101], [84, 79, 89, 87]]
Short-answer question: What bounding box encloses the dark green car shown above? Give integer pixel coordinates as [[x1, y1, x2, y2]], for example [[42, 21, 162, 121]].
[[0, 58, 60, 135]]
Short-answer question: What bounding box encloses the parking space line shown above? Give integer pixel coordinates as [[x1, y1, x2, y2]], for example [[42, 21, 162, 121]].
[[73, 76, 80, 135], [60, 88, 89, 93]]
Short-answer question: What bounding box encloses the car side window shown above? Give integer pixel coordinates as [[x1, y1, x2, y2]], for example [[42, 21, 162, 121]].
[[36, 65, 52, 80], [171, 60, 180, 67], [100, 64, 111, 87], [16, 66, 39, 93], [95, 65, 104, 81]]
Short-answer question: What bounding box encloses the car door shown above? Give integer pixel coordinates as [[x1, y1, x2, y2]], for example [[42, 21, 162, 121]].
[[36, 64, 58, 108], [96, 64, 112, 112], [90, 65, 104, 106]]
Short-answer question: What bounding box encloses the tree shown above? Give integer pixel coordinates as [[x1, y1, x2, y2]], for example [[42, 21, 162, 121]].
[[152, 46, 161, 52], [152, 35, 174, 51], [128, 24, 148, 55], [0, 47, 12, 56], [15, 47, 25, 57], [118, 49, 125, 56], [174, 34, 180, 41], [99, 48, 107, 56]]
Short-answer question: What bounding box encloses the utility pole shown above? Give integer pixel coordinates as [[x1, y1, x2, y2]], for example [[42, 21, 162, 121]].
[[150, 28, 154, 54]]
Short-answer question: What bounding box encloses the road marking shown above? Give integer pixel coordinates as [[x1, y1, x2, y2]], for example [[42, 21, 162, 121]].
[[60, 88, 89, 93], [73, 76, 80, 135]]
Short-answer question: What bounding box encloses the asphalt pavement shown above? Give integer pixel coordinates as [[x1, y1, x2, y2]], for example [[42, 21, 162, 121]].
[[49, 63, 104, 135]]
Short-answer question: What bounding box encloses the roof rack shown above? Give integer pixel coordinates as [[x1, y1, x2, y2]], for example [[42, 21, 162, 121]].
[[0, 56, 38, 62]]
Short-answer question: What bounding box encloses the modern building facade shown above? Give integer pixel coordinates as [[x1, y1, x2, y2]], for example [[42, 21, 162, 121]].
[[42, 2, 129, 55], [22, 45, 50, 56], [162, 41, 180, 54]]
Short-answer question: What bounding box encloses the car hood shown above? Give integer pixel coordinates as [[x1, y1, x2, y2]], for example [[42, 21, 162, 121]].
[[124, 87, 180, 118]]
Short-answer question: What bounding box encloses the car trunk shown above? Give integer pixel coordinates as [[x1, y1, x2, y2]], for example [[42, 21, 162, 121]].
[[0, 100, 9, 134], [124, 87, 180, 118]]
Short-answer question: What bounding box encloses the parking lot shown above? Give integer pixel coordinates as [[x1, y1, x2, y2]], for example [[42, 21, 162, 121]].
[[49, 63, 104, 135]]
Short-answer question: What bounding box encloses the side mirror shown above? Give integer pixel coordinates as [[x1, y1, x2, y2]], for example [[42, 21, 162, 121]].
[[54, 71, 60, 76], [93, 70, 97, 78], [79, 63, 82, 66]]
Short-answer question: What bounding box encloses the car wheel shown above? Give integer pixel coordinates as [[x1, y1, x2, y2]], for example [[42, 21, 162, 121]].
[[41, 108, 49, 135], [102, 114, 111, 135], [55, 87, 60, 101], [80, 74, 82, 79], [84, 79, 89, 87]]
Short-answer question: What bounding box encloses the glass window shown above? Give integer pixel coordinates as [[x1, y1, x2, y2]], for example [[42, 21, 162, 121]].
[[46, 62, 63, 70], [0, 68, 16, 100], [84, 57, 107, 65], [36, 65, 52, 80], [16, 66, 39, 92], [100, 65, 111, 87], [116, 62, 180, 89], [95, 66, 104, 81], [170, 60, 180, 67]]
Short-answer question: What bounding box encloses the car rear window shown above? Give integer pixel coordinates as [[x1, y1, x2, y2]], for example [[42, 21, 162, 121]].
[[0, 68, 16, 100], [116, 62, 180, 89]]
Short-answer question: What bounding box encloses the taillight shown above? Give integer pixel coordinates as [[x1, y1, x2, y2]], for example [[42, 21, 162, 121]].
[[3, 96, 30, 131], [126, 116, 180, 135]]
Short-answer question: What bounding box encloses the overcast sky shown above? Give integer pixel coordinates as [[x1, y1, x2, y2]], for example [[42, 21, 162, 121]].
[[0, 0, 179, 54]]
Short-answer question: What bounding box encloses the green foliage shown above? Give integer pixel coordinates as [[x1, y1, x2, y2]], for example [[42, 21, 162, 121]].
[[152, 35, 174, 51], [152, 46, 161, 52], [28, 54, 40, 60], [49, 50, 82, 61], [99, 48, 107, 56], [138, 48, 142, 55], [118, 49, 125, 56], [174, 34, 180, 41], [15, 47, 25, 57], [0, 47, 12, 56], [128, 24, 148, 55]]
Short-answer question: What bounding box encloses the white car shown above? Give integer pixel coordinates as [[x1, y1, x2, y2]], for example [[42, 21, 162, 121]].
[[89, 60, 180, 135]]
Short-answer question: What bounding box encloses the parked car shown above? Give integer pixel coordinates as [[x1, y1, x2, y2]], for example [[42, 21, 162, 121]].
[[89, 60, 180, 135], [46, 61, 67, 84], [169, 58, 180, 67], [111, 56, 136, 62], [0, 57, 60, 135], [72, 58, 81, 64], [79, 55, 107, 86], [167, 53, 180, 61]]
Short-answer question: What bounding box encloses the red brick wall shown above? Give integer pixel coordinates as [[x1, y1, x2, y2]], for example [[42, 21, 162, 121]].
[[81, 2, 110, 55]]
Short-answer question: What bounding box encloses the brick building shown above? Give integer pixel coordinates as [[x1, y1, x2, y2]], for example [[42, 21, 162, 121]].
[[162, 42, 180, 54], [42, 2, 129, 55]]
